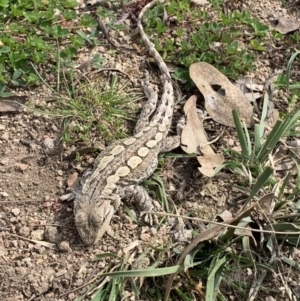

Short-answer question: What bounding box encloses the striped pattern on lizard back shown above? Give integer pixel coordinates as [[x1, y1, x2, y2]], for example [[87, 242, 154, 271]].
[[73, 0, 180, 245]]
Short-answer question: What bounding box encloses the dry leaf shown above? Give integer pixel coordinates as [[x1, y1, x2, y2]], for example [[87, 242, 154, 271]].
[[235, 76, 263, 102], [181, 95, 224, 177], [218, 210, 233, 221], [275, 17, 300, 34], [181, 95, 205, 154], [190, 62, 253, 127], [235, 76, 264, 93], [257, 193, 275, 215], [273, 144, 298, 171], [191, 0, 208, 5], [123, 240, 140, 254], [67, 172, 78, 188], [140, 232, 151, 242], [197, 154, 224, 177], [0, 95, 28, 113], [234, 220, 256, 245]]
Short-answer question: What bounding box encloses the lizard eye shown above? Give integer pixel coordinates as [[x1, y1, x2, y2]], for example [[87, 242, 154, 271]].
[[74, 211, 88, 225], [89, 213, 103, 226]]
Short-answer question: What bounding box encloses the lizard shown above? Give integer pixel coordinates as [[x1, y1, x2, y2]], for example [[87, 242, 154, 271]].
[[73, 0, 181, 245]]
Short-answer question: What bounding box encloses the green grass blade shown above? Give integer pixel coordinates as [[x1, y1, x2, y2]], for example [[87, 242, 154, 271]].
[[91, 288, 108, 301], [174, 288, 192, 301], [108, 278, 118, 301], [244, 167, 273, 206], [286, 50, 300, 90], [291, 155, 300, 189], [242, 235, 257, 276], [244, 121, 252, 156], [254, 124, 262, 153], [277, 172, 291, 200], [100, 266, 182, 278], [281, 256, 300, 270], [254, 93, 269, 153], [232, 109, 251, 157], [256, 108, 300, 162], [206, 256, 227, 301], [256, 120, 282, 162], [152, 174, 170, 212]]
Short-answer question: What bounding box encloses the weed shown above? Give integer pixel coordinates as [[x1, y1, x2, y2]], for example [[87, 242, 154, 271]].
[[276, 50, 300, 107], [0, 0, 127, 93], [61, 78, 141, 143], [143, 0, 270, 86], [25, 71, 142, 144]]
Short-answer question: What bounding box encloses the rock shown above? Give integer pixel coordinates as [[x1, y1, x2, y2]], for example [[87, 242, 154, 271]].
[[27, 267, 55, 295], [58, 241, 71, 252], [43, 137, 55, 149], [75, 279, 84, 287], [1, 131, 9, 141], [11, 208, 20, 216], [19, 226, 30, 237], [16, 163, 28, 172], [31, 229, 44, 241], [44, 226, 60, 243]]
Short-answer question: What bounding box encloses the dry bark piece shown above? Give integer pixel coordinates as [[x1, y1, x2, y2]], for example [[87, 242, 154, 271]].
[[275, 17, 300, 34], [189, 62, 253, 127], [191, 0, 208, 5], [0, 95, 28, 113], [181, 95, 224, 177]]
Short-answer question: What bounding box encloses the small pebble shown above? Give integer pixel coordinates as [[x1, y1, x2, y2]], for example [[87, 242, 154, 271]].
[[19, 226, 30, 237], [11, 208, 20, 216], [58, 241, 71, 253]]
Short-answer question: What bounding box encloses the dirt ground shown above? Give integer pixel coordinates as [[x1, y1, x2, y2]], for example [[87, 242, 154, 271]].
[[0, 0, 299, 300]]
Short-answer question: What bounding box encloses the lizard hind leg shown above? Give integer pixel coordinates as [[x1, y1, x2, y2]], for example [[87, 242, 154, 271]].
[[160, 136, 181, 153]]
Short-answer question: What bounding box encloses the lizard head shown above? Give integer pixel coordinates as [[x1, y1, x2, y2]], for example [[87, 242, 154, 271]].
[[74, 199, 115, 245]]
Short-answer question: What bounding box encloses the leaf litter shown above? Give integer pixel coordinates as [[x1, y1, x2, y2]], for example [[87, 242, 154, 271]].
[[181, 95, 224, 177], [1, 0, 300, 300], [189, 62, 254, 128]]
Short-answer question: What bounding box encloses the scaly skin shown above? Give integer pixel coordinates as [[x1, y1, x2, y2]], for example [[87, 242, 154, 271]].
[[73, 0, 180, 245]]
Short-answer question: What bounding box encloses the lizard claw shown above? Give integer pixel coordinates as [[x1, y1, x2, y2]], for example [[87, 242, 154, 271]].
[[143, 210, 158, 226]]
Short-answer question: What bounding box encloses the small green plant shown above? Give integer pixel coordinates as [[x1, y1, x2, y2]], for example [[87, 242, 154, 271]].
[[219, 96, 300, 187], [143, 0, 269, 86], [250, 39, 266, 51], [0, 0, 127, 91], [276, 50, 300, 106], [26, 67, 142, 144], [54, 75, 142, 143]]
